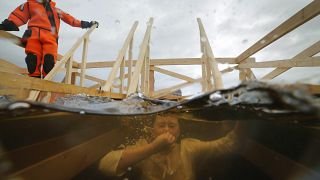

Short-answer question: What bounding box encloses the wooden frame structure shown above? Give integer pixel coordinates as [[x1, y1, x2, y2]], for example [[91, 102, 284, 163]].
[[0, 1, 319, 102]]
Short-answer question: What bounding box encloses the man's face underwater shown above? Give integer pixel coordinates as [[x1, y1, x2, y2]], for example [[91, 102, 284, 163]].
[[152, 116, 180, 142]]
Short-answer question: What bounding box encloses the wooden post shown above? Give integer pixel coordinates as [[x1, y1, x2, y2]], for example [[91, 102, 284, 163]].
[[65, 56, 73, 84], [80, 38, 89, 87], [201, 54, 207, 92], [128, 38, 134, 88], [149, 65, 155, 97], [71, 72, 76, 85], [197, 18, 223, 90], [144, 45, 151, 96], [141, 58, 146, 93], [101, 21, 138, 92], [120, 57, 125, 94], [127, 18, 153, 97]]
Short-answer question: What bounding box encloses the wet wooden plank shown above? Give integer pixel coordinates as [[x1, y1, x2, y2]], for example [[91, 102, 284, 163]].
[[8, 128, 125, 180], [241, 139, 320, 179]]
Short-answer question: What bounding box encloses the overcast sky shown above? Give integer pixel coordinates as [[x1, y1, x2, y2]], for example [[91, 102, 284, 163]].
[[0, 0, 319, 96]]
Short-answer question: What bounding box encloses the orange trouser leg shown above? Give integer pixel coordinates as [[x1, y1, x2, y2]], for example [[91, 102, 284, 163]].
[[25, 28, 42, 77], [40, 29, 58, 77]]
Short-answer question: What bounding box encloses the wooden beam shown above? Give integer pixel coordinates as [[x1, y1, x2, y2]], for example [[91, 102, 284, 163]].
[[0, 88, 30, 100], [128, 38, 134, 87], [101, 21, 138, 92], [74, 72, 105, 84], [0, 30, 25, 48], [1, 125, 110, 174], [127, 18, 153, 96], [235, 1, 320, 64], [27, 24, 98, 101], [8, 129, 125, 180], [201, 54, 208, 92], [0, 59, 28, 74], [262, 41, 320, 80], [65, 56, 73, 84], [80, 38, 89, 87], [152, 78, 202, 99], [144, 45, 151, 96], [238, 56, 320, 68], [149, 65, 155, 96], [221, 66, 236, 74], [0, 71, 125, 99], [152, 66, 197, 82], [85, 57, 256, 68], [197, 18, 223, 89], [241, 139, 320, 179], [204, 55, 213, 91]]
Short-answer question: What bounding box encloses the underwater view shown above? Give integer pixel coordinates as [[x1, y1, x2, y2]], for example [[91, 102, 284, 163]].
[[0, 82, 319, 179]]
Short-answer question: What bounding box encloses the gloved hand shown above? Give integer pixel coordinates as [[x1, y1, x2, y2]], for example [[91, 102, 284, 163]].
[[0, 19, 19, 31], [81, 21, 99, 29]]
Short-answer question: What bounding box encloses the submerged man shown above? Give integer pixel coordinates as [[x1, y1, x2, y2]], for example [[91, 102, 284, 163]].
[[99, 115, 245, 180], [0, 0, 98, 78]]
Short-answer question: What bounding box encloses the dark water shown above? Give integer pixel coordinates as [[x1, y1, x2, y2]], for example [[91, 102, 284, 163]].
[[0, 82, 319, 179]]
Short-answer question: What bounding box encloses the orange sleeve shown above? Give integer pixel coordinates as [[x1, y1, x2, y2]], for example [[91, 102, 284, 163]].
[[8, 3, 30, 27], [56, 8, 81, 28]]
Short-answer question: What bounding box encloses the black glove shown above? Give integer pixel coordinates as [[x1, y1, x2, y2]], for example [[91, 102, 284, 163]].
[[0, 19, 19, 31], [81, 20, 99, 29]]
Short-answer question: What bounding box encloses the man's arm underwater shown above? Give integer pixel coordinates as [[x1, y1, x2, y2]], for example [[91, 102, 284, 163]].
[[99, 132, 176, 175]]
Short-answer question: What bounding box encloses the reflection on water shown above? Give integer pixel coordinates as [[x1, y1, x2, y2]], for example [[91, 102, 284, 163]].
[[0, 82, 319, 179]]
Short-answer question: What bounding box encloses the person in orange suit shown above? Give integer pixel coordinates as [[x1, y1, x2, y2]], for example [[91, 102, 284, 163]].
[[0, 0, 98, 78]]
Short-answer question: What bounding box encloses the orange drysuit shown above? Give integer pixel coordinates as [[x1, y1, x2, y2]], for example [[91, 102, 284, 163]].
[[8, 0, 82, 77]]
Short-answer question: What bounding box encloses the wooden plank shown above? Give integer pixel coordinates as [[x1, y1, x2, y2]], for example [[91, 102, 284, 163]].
[[262, 41, 320, 80], [141, 57, 146, 93], [71, 72, 76, 85], [238, 56, 320, 68], [0, 71, 125, 99], [0, 59, 28, 74], [128, 38, 134, 88], [221, 66, 236, 74], [0, 88, 30, 100], [65, 56, 73, 84], [149, 65, 155, 97], [85, 57, 256, 68], [152, 78, 202, 99], [101, 22, 138, 92], [152, 66, 197, 83], [8, 129, 125, 180], [235, 1, 320, 64], [27, 24, 98, 101], [197, 18, 223, 89], [1, 124, 110, 174], [204, 55, 213, 91], [127, 18, 153, 96], [0, 30, 25, 48], [201, 54, 208, 92], [144, 45, 151, 96], [120, 57, 125, 94], [80, 38, 89, 87], [241, 139, 320, 179], [74, 72, 105, 84]]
